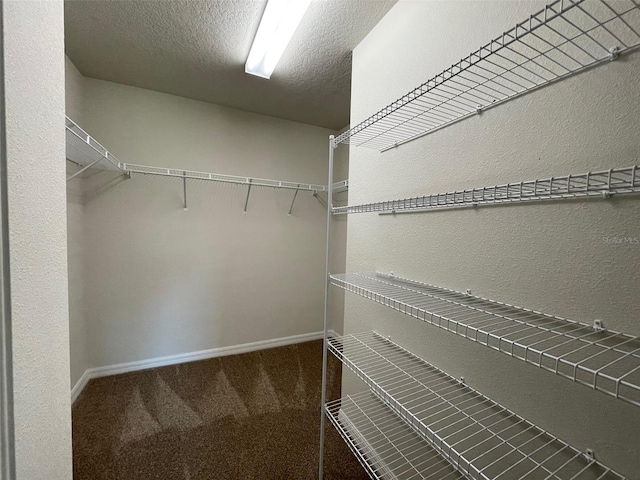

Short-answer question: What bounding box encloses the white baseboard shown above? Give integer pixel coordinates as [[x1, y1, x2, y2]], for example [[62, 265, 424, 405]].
[[71, 330, 334, 404], [71, 369, 91, 404]]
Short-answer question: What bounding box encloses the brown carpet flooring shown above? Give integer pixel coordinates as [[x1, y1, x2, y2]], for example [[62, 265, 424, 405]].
[[72, 340, 369, 480]]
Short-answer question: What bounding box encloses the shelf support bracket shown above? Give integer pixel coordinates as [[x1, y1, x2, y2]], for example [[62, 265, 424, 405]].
[[609, 46, 619, 61], [183, 171, 188, 211], [288, 185, 300, 216], [313, 191, 327, 209], [244, 179, 253, 213], [66, 157, 103, 182]]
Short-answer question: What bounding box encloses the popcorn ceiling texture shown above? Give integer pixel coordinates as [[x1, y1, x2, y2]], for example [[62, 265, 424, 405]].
[[64, 0, 397, 130], [4, 1, 73, 478], [343, 0, 640, 478]]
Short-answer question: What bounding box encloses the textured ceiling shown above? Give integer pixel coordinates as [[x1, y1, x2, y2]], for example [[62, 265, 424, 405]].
[[64, 0, 397, 130]]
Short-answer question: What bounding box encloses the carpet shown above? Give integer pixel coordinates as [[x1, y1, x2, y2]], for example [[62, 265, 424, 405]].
[[72, 339, 369, 479]]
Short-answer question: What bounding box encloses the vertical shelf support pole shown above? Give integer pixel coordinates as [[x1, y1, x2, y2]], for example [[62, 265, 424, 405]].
[[318, 135, 335, 480], [244, 179, 253, 213], [288, 184, 300, 216], [183, 171, 188, 211]]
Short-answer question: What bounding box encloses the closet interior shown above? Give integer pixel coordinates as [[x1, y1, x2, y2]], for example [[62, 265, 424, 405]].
[[54, 0, 640, 478]]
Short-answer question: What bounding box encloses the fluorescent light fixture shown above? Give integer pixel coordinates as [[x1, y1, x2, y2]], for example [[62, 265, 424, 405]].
[[245, 0, 312, 79]]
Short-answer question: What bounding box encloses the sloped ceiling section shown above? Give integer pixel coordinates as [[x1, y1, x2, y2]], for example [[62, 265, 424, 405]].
[[64, 0, 397, 130]]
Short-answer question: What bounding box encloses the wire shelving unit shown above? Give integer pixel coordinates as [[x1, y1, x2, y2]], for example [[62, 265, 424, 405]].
[[65, 118, 343, 209], [330, 272, 640, 408], [332, 179, 349, 194], [319, 1, 640, 478], [326, 391, 465, 480], [65, 116, 126, 181], [124, 163, 328, 192], [329, 332, 625, 480], [334, 0, 640, 151], [332, 165, 640, 215]]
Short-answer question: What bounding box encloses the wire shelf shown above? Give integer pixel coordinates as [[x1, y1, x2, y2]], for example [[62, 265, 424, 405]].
[[329, 332, 626, 480], [333, 179, 349, 194], [326, 391, 465, 480], [124, 163, 327, 192], [65, 116, 125, 173], [65, 118, 329, 192], [332, 165, 640, 215], [330, 273, 640, 408], [334, 0, 640, 151]]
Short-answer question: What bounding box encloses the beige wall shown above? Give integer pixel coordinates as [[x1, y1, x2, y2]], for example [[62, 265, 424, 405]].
[[329, 141, 349, 335], [66, 57, 89, 389], [344, 0, 640, 477], [66, 73, 347, 376], [4, 1, 73, 478]]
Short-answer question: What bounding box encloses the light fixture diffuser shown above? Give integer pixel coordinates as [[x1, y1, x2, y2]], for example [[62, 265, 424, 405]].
[[245, 0, 312, 79]]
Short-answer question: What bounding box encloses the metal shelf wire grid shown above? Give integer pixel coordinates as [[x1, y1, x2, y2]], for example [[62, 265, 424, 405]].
[[325, 391, 464, 480], [66, 116, 125, 173], [332, 165, 640, 215], [124, 163, 327, 192], [335, 0, 640, 151], [66, 117, 329, 191], [330, 273, 640, 407], [329, 332, 625, 480]]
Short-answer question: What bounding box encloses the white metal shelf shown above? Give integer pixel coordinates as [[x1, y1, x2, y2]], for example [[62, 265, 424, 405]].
[[329, 332, 625, 480], [325, 391, 464, 480], [65, 116, 126, 181], [66, 118, 337, 201], [333, 179, 349, 194], [124, 163, 328, 192], [330, 273, 640, 408], [332, 165, 640, 215], [335, 0, 640, 151]]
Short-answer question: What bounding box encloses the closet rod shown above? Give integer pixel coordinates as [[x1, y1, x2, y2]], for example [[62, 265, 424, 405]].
[[332, 164, 640, 215]]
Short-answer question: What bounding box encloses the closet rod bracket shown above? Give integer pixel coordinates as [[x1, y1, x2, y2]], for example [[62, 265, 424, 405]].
[[66, 157, 104, 182], [313, 191, 328, 209], [288, 185, 300, 216], [183, 171, 188, 211]]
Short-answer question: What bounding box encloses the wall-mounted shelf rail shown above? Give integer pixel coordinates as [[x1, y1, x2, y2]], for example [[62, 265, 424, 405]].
[[330, 273, 640, 407], [124, 163, 327, 192], [328, 332, 625, 480], [65, 116, 126, 181], [334, 0, 640, 151], [332, 165, 640, 215], [326, 391, 464, 480]]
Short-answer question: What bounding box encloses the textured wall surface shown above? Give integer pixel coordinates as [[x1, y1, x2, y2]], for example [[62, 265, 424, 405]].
[[344, 0, 640, 477], [70, 77, 342, 372], [329, 145, 349, 335], [3, 1, 73, 478], [66, 57, 89, 388]]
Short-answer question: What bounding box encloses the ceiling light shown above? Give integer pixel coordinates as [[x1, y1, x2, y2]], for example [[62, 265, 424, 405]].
[[245, 0, 312, 79]]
